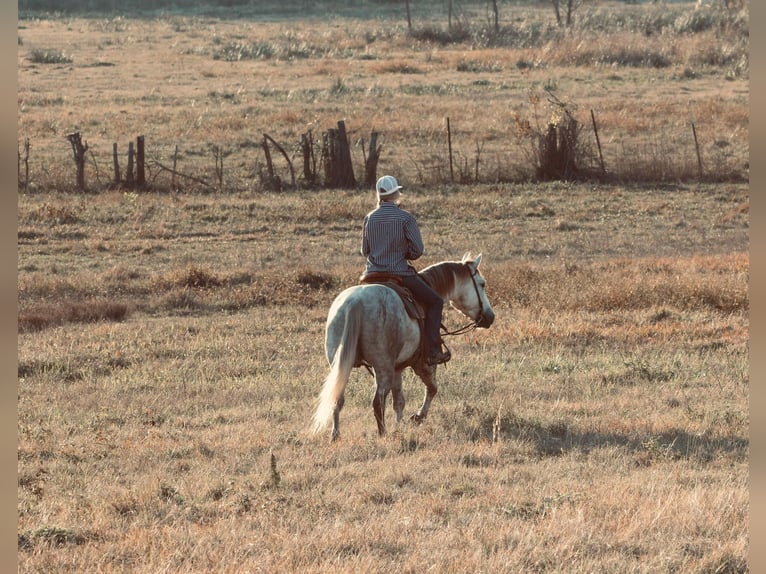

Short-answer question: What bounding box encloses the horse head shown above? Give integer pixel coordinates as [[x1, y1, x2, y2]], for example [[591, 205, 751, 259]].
[[422, 253, 496, 330], [456, 252, 495, 328]]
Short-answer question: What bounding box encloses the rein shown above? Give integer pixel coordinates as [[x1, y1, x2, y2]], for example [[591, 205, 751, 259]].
[[440, 321, 477, 337]]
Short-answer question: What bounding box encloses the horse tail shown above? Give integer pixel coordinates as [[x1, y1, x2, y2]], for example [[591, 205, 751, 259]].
[[311, 302, 362, 434]]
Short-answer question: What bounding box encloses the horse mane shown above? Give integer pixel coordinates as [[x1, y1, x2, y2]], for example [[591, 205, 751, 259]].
[[419, 261, 469, 298]]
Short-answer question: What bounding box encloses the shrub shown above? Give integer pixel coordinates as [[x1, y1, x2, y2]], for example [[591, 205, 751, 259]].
[[409, 24, 471, 45], [18, 300, 129, 333], [27, 48, 72, 64], [213, 41, 274, 61], [513, 90, 597, 182], [167, 266, 222, 289]]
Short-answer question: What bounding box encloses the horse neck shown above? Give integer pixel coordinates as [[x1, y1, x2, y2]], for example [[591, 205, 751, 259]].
[[420, 262, 462, 301]]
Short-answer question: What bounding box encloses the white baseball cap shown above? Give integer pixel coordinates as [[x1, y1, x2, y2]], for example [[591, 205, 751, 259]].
[[376, 175, 403, 197]]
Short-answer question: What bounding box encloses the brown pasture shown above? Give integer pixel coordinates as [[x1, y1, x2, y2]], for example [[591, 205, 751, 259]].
[[18, 4, 748, 573]]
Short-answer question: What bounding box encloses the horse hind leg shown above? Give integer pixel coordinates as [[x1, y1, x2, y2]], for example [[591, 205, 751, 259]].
[[372, 387, 387, 435], [331, 394, 345, 442], [372, 370, 396, 436]]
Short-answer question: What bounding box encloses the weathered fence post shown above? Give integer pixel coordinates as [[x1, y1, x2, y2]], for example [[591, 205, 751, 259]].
[[447, 118, 454, 182], [262, 135, 277, 190], [214, 145, 224, 191], [322, 130, 333, 187], [172, 145, 179, 191], [20, 138, 30, 191], [405, 0, 412, 30], [364, 131, 381, 188], [336, 120, 356, 188], [112, 143, 121, 186], [590, 109, 605, 176], [126, 141, 135, 187], [66, 132, 88, 191], [691, 115, 703, 180], [136, 135, 146, 188], [301, 131, 316, 187], [322, 121, 356, 189]]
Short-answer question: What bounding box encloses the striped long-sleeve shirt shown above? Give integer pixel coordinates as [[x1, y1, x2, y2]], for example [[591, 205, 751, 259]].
[[361, 201, 424, 276]]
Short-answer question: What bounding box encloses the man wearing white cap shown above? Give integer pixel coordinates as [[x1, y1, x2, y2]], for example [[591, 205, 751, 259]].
[[361, 175, 451, 365]]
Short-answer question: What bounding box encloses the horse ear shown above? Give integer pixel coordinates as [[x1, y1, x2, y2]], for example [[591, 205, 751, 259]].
[[461, 252, 471, 263], [467, 253, 482, 272]]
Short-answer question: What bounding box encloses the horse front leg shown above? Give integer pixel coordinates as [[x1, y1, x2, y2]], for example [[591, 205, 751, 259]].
[[411, 364, 438, 424]]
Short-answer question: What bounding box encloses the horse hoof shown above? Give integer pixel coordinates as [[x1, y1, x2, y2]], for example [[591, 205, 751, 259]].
[[410, 413, 424, 424]]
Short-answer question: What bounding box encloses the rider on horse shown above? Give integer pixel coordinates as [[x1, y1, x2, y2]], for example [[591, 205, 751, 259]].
[[360, 175, 451, 366]]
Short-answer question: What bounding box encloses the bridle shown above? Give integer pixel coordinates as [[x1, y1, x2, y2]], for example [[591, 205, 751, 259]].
[[440, 266, 487, 337]]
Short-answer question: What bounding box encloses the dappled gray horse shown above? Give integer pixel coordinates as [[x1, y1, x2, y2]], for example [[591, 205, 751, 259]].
[[312, 253, 495, 441]]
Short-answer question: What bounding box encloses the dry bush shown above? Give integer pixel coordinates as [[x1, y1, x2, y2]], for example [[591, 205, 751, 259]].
[[408, 23, 472, 45], [372, 60, 425, 74], [159, 266, 223, 289], [18, 299, 129, 333]]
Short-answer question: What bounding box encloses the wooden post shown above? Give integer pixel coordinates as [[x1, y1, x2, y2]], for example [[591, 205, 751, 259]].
[[447, 118, 454, 182], [262, 135, 277, 190], [322, 130, 333, 187], [590, 109, 605, 176], [112, 143, 121, 185], [172, 145, 179, 191], [66, 132, 88, 191], [126, 141, 134, 187], [18, 138, 30, 191], [301, 132, 315, 186], [136, 135, 146, 188], [323, 125, 353, 188], [691, 116, 703, 180], [22, 138, 30, 191], [331, 128, 340, 186], [336, 120, 356, 188], [365, 131, 381, 188], [405, 0, 412, 30], [214, 145, 223, 191]]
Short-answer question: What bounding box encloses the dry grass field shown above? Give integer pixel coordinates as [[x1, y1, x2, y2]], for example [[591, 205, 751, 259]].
[[18, 2, 748, 572]]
